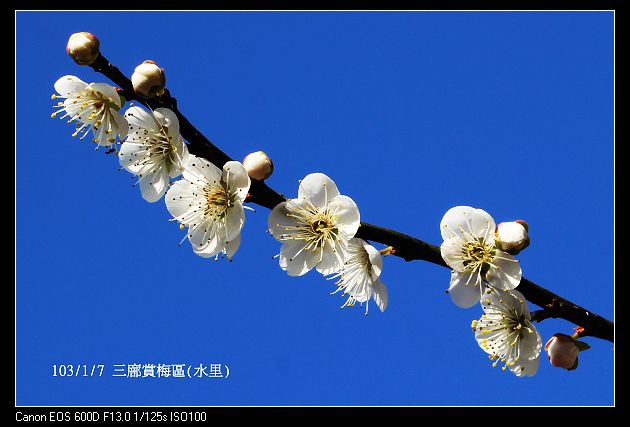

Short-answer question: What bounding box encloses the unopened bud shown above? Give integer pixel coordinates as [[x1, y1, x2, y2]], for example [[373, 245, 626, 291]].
[[544, 333, 590, 371], [131, 60, 166, 99], [66, 32, 100, 66], [495, 221, 530, 255], [243, 151, 274, 181]]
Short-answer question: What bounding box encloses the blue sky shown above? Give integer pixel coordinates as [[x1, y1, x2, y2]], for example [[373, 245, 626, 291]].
[[16, 11, 614, 406]]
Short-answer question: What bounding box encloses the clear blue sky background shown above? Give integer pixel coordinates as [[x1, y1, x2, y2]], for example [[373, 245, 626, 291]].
[[16, 11, 614, 406]]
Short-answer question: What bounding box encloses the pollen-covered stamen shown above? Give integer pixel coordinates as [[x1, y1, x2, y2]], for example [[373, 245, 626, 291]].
[[278, 198, 340, 253], [203, 182, 233, 219], [52, 86, 120, 144]]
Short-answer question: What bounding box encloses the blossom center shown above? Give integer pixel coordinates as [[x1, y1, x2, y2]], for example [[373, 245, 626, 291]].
[[204, 183, 232, 219], [307, 213, 338, 246], [463, 240, 495, 270]]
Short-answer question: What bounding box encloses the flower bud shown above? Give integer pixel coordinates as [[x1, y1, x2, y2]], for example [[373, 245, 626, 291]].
[[495, 221, 530, 255], [242, 151, 274, 181], [131, 60, 166, 99], [544, 333, 589, 370], [66, 32, 100, 66]]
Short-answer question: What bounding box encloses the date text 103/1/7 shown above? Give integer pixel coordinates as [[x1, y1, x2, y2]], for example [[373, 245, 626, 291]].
[[52, 364, 104, 377]]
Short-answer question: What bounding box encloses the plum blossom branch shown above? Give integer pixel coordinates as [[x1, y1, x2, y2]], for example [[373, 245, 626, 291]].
[[87, 52, 613, 343]]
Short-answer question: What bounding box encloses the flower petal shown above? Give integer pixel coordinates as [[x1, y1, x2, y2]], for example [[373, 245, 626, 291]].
[[327, 195, 360, 238], [440, 236, 466, 271], [440, 206, 496, 243], [168, 137, 188, 178], [118, 140, 147, 174], [223, 161, 251, 202], [297, 172, 340, 208], [268, 199, 308, 240], [521, 322, 543, 361], [189, 217, 218, 248], [315, 239, 346, 275], [224, 234, 241, 260], [165, 180, 196, 219], [361, 239, 383, 279], [192, 234, 221, 258], [182, 154, 222, 186], [54, 75, 86, 96], [224, 203, 245, 242], [486, 250, 522, 290], [372, 279, 388, 312], [139, 164, 169, 203], [125, 106, 160, 132], [154, 108, 180, 136], [88, 83, 121, 107], [112, 109, 129, 140], [447, 270, 484, 308], [279, 242, 317, 276], [510, 354, 540, 377]]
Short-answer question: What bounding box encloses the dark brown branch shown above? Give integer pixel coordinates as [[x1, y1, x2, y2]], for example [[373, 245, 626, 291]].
[[88, 53, 614, 343]]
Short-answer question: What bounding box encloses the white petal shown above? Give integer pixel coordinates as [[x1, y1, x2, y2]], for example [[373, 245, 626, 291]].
[[440, 236, 466, 271], [360, 239, 383, 279], [486, 250, 522, 291], [224, 203, 245, 242], [520, 322, 543, 361], [510, 354, 540, 377], [315, 239, 346, 275], [112, 110, 129, 140], [139, 165, 169, 203], [327, 195, 360, 238], [192, 235, 221, 258], [88, 83, 121, 107], [224, 234, 241, 260], [223, 161, 251, 202], [165, 180, 196, 219], [189, 217, 218, 248], [168, 138, 189, 178], [268, 200, 304, 240], [118, 140, 147, 174], [154, 108, 180, 136], [447, 270, 484, 308], [440, 206, 496, 243], [54, 75, 86, 96], [125, 106, 160, 132], [297, 173, 340, 208], [372, 279, 388, 312], [279, 242, 317, 276], [182, 154, 222, 185]]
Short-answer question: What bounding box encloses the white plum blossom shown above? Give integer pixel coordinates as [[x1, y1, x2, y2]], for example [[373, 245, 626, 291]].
[[268, 173, 360, 277], [51, 75, 128, 147], [118, 106, 189, 203], [472, 288, 542, 377], [165, 155, 250, 261], [440, 206, 522, 308], [329, 238, 388, 315]]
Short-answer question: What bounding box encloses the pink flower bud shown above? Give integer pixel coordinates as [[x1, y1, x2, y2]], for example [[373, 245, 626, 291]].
[[495, 221, 530, 255], [66, 32, 100, 66], [544, 333, 582, 370], [242, 151, 274, 181], [131, 60, 166, 99]]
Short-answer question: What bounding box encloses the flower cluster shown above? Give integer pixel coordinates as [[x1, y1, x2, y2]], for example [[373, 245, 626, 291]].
[[440, 206, 542, 377], [51, 74, 251, 261], [268, 173, 388, 315]]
